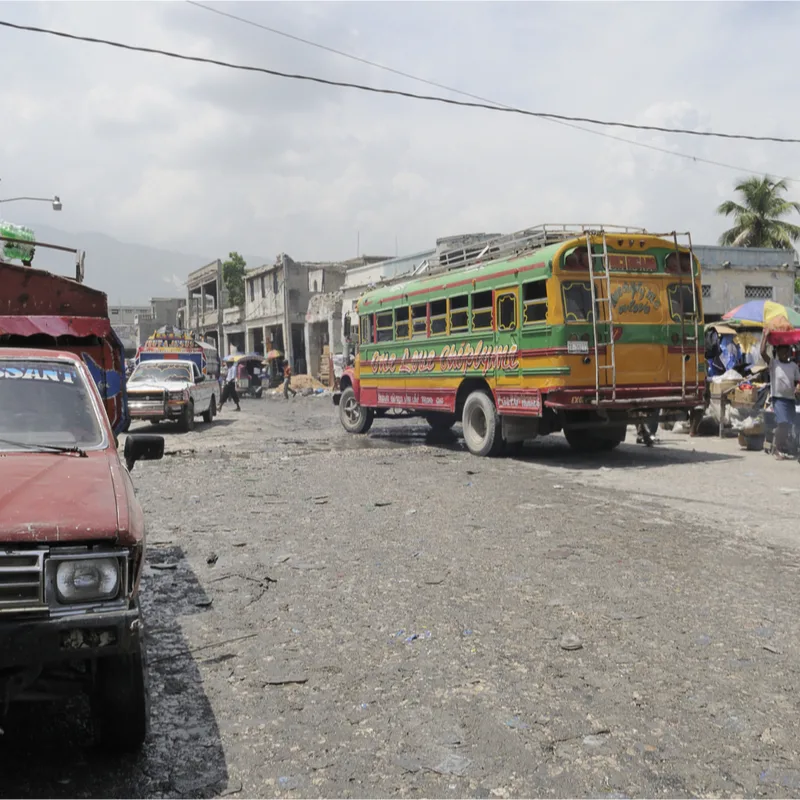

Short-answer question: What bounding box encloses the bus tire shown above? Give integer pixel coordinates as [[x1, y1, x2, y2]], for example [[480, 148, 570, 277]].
[[462, 391, 503, 457], [424, 412, 457, 431], [564, 424, 626, 453], [340, 387, 374, 434]]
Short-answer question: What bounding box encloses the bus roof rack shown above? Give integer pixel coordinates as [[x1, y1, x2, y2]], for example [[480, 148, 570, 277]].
[[415, 223, 648, 277]]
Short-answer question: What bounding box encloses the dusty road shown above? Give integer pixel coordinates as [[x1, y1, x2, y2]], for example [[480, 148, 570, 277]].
[[2, 397, 800, 798]]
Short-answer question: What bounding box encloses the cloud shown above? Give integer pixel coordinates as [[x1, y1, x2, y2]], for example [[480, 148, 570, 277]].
[[2, 0, 800, 295]]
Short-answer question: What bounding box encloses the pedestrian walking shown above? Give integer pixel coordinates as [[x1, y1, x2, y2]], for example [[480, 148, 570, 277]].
[[283, 360, 297, 399], [761, 336, 800, 459], [219, 359, 241, 412]]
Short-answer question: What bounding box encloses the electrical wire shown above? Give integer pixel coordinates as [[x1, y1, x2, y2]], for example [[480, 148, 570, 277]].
[[2, 17, 800, 146], [185, 0, 800, 183]]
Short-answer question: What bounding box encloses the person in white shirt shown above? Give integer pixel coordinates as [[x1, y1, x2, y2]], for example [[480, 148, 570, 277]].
[[760, 336, 800, 459], [219, 360, 241, 413]]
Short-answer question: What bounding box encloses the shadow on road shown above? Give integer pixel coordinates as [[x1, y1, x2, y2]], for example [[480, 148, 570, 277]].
[[0, 546, 228, 799]]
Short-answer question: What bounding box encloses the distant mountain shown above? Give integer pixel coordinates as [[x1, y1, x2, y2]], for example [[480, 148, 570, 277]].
[[13, 224, 269, 305]]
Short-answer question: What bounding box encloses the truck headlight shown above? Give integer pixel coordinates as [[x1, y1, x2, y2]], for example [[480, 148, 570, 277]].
[[168, 390, 186, 401], [56, 558, 120, 603]]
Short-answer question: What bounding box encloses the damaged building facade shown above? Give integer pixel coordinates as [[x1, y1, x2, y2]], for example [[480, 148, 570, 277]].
[[184, 259, 228, 349], [304, 263, 349, 382]]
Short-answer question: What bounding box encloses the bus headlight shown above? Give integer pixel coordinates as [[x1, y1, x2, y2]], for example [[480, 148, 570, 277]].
[[56, 558, 120, 603]]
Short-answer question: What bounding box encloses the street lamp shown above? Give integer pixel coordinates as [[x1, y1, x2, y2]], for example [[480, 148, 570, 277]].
[[0, 195, 62, 211]]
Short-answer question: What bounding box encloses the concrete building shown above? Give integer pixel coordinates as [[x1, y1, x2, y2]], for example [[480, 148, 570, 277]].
[[303, 264, 350, 380], [693, 245, 798, 322], [109, 304, 153, 358], [186, 260, 228, 350], [133, 297, 184, 348]]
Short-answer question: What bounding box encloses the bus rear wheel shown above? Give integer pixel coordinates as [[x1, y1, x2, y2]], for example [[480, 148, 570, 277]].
[[340, 386, 374, 434], [564, 424, 626, 453], [462, 391, 503, 457]]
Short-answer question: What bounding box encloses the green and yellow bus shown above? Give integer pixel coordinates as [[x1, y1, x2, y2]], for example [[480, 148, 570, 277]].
[[334, 225, 704, 456]]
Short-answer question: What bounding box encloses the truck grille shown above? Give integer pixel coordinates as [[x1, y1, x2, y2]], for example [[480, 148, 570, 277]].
[[129, 392, 164, 402], [0, 551, 45, 613]]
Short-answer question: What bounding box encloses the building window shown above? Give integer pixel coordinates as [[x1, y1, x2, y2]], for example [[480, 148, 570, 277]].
[[249, 280, 255, 302], [313, 280, 318, 293], [288, 288, 300, 306], [261, 276, 266, 298], [744, 285, 773, 300], [522, 280, 548, 324], [273, 272, 279, 294], [702, 284, 712, 298]]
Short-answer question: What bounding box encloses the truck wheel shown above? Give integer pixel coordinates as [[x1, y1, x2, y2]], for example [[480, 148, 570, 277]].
[[462, 390, 503, 457], [339, 386, 373, 434], [202, 396, 216, 424], [179, 401, 195, 432], [424, 412, 457, 431], [91, 629, 150, 753]]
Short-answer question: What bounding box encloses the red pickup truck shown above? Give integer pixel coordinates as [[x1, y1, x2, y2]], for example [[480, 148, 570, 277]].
[[0, 236, 163, 751]]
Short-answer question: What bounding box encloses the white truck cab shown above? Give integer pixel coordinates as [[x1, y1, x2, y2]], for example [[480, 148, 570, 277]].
[[126, 359, 220, 432]]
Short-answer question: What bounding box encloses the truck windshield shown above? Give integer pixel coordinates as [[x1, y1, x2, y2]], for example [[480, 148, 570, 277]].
[[0, 360, 104, 451], [130, 363, 192, 383]]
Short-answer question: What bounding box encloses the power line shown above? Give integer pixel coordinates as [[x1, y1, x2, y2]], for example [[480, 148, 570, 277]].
[[2, 17, 800, 146], [185, 0, 800, 183]]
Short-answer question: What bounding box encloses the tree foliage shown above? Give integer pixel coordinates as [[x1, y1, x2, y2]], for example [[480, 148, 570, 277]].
[[717, 176, 800, 250], [222, 251, 246, 307]]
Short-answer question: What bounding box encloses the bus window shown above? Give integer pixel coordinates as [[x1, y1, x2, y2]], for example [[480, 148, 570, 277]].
[[359, 314, 373, 344], [449, 295, 469, 331], [668, 284, 699, 321], [430, 300, 447, 335], [562, 282, 595, 323], [412, 305, 427, 338], [376, 311, 394, 342], [666, 252, 693, 274], [395, 306, 411, 340], [523, 280, 548, 324], [496, 291, 517, 331], [472, 290, 493, 330]]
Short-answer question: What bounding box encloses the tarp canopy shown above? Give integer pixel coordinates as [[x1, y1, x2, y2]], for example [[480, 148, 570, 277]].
[[0, 315, 112, 339]]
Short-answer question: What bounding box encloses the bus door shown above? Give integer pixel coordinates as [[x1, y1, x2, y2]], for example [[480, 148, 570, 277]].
[[493, 286, 520, 387]]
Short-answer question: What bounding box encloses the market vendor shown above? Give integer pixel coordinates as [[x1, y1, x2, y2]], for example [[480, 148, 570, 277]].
[[760, 335, 800, 460]]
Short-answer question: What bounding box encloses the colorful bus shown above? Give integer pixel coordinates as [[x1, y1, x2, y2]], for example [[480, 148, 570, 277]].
[[334, 224, 704, 456]]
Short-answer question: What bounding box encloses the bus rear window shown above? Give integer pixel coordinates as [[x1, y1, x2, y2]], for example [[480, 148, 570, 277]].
[[666, 252, 693, 274], [449, 295, 469, 331], [472, 291, 493, 330], [668, 284, 699, 321], [562, 282, 595, 323]]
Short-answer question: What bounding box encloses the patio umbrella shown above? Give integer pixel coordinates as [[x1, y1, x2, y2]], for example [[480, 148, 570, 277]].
[[722, 299, 800, 329], [265, 349, 283, 360]]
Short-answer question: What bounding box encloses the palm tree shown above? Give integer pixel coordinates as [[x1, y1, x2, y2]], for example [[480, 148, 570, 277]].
[[717, 176, 800, 249]]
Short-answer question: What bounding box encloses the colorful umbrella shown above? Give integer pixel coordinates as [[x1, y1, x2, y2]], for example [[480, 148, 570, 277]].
[[265, 349, 283, 360], [722, 299, 800, 329]]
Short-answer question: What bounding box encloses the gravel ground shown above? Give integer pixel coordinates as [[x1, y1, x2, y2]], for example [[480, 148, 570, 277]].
[[2, 396, 800, 798]]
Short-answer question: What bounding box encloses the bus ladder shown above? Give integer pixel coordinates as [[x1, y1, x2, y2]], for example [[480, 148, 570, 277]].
[[585, 231, 617, 404], [670, 231, 701, 402]]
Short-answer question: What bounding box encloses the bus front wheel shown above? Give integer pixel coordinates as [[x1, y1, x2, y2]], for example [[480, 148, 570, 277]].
[[339, 386, 374, 434], [462, 391, 503, 457]]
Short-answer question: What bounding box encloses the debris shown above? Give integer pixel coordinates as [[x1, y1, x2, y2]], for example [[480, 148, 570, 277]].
[[505, 716, 530, 730], [696, 634, 712, 646], [374, 501, 393, 507], [151, 561, 178, 571], [232, 542, 247, 548], [313, 498, 329, 505], [406, 509, 417, 516], [195, 598, 213, 608], [403, 631, 432, 644], [763, 645, 782, 655], [553, 484, 564, 490], [206, 553, 219, 565], [277, 776, 300, 790], [462, 629, 474, 637], [423, 575, 447, 585], [289, 562, 325, 571], [264, 676, 308, 686], [149, 630, 267, 665], [560, 632, 583, 651], [583, 733, 609, 747]]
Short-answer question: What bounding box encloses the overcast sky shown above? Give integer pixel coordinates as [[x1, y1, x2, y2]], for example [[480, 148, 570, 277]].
[[2, 1, 799, 265]]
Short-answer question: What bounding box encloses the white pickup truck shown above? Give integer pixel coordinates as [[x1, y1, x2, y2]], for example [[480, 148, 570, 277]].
[[126, 359, 220, 432]]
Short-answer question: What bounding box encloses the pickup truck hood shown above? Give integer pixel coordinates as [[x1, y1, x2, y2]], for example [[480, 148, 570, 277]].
[[128, 380, 189, 392], [0, 452, 120, 543]]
